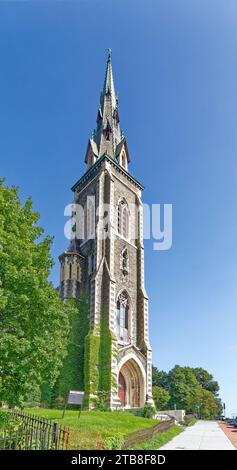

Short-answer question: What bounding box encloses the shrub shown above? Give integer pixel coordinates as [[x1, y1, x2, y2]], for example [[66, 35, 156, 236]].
[[93, 392, 109, 412], [141, 404, 156, 419], [0, 410, 11, 429], [0, 412, 22, 432], [52, 395, 66, 410], [183, 416, 197, 426], [103, 435, 124, 450], [0, 411, 26, 450]]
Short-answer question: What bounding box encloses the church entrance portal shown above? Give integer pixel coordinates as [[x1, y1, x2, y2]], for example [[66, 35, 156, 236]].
[[118, 358, 145, 408]]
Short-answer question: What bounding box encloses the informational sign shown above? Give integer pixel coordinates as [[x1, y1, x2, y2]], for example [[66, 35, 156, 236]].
[[62, 390, 85, 419], [68, 390, 84, 405]]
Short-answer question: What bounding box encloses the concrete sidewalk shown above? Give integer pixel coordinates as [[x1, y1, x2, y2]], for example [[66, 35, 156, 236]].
[[159, 420, 235, 450]]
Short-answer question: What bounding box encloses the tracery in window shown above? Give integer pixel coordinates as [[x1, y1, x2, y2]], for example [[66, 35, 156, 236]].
[[116, 291, 130, 342]]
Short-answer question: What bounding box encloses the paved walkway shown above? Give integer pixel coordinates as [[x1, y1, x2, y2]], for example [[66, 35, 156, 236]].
[[159, 420, 235, 450]]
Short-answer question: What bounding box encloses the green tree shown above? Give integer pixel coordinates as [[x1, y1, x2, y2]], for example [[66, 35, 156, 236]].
[[152, 363, 222, 418], [152, 386, 170, 411], [215, 397, 224, 418], [0, 180, 73, 406], [192, 367, 219, 396], [167, 365, 201, 410], [187, 388, 220, 419], [152, 366, 168, 389]]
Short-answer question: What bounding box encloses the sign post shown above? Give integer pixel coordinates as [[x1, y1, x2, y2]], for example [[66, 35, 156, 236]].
[[62, 390, 85, 419]]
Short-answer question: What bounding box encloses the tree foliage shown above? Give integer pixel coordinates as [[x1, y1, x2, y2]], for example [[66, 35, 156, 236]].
[[152, 386, 170, 411], [167, 365, 200, 409], [152, 366, 168, 389], [192, 367, 219, 396], [152, 364, 222, 418], [187, 388, 220, 419], [0, 180, 73, 406]]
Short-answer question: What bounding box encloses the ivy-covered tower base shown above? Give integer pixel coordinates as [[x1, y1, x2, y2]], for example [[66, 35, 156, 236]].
[[59, 50, 153, 410]]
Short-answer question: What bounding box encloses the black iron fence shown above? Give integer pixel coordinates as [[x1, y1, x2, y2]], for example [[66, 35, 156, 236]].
[[0, 410, 70, 450]]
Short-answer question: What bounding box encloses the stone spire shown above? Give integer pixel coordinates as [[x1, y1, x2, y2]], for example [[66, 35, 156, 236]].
[[85, 50, 130, 169], [95, 48, 121, 158]]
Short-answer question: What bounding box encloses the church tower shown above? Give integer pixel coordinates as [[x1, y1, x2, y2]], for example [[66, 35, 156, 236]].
[[59, 50, 153, 409]]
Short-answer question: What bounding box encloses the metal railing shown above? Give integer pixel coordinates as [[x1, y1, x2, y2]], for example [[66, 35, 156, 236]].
[[0, 410, 70, 450]]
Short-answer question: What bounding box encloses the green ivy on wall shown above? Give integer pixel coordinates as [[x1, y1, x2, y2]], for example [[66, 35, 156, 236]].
[[84, 308, 117, 408], [41, 300, 118, 409], [41, 295, 90, 406], [84, 332, 100, 407], [99, 311, 113, 392]]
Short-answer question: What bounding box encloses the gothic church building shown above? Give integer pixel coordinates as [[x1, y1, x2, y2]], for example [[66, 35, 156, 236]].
[[59, 51, 153, 409]]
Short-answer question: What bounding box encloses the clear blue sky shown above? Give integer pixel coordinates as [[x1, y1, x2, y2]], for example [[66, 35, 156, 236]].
[[1, 1, 236, 416]]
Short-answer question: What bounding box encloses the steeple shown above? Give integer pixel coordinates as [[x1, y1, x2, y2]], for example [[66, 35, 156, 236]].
[[60, 50, 153, 411], [85, 50, 130, 170]]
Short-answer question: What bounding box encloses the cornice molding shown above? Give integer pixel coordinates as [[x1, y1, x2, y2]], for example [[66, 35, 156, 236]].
[[71, 154, 144, 193]]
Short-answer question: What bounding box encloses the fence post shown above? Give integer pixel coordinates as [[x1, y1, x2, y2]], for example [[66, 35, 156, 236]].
[[52, 422, 59, 449]]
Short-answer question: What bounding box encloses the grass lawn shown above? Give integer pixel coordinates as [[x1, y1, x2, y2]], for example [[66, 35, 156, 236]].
[[129, 425, 183, 450], [24, 408, 158, 450]]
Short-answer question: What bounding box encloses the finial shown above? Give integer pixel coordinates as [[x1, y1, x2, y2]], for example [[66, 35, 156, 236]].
[[108, 48, 112, 61]]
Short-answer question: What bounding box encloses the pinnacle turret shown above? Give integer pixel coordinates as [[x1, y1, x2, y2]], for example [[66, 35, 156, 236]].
[[85, 50, 130, 170]]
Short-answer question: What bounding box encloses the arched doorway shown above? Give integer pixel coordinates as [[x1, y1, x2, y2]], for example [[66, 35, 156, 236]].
[[118, 358, 145, 408]]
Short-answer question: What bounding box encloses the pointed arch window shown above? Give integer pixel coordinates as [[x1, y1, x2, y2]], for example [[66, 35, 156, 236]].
[[87, 197, 95, 239], [88, 253, 95, 275], [105, 87, 111, 99], [103, 121, 112, 141], [116, 291, 129, 342], [117, 199, 129, 239]]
